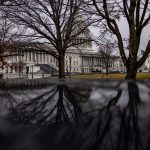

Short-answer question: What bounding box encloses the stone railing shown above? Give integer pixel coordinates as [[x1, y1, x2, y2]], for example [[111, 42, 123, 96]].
[[3, 73, 51, 79]]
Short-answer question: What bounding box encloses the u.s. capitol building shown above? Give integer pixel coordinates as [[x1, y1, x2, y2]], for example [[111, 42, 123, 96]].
[[1, 26, 127, 78]]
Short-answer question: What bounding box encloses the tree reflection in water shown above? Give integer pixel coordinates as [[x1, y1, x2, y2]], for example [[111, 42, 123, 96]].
[[9, 83, 90, 127], [92, 82, 143, 150], [0, 80, 150, 150]]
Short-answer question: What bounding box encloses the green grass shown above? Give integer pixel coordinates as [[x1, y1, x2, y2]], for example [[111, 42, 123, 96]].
[[66, 73, 150, 80]]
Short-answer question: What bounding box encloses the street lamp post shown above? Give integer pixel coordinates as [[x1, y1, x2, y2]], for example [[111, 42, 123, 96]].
[[26, 66, 29, 78], [69, 56, 72, 79], [32, 65, 33, 79]]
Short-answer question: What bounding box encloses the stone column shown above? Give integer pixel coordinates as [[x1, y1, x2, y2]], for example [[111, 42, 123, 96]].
[[30, 52, 32, 62]]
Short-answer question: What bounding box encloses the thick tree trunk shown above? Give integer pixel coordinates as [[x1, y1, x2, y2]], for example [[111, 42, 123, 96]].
[[58, 55, 65, 79], [126, 67, 137, 80], [106, 66, 108, 75], [105, 60, 109, 75]]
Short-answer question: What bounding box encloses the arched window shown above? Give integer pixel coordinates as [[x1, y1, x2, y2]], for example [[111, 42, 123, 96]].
[[10, 66, 13, 73], [15, 66, 17, 73]]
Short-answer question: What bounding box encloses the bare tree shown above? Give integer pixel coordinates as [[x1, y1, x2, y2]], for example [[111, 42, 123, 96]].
[[0, 5, 32, 70], [0, 16, 20, 68], [98, 43, 116, 75], [2, 0, 93, 78], [85, 0, 150, 79]]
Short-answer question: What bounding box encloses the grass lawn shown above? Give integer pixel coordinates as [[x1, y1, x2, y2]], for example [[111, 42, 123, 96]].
[[66, 72, 150, 80]]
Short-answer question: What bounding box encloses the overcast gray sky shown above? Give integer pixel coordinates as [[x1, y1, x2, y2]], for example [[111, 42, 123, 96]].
[[90, 17, 150, 54], [118, 17, 150, 50]]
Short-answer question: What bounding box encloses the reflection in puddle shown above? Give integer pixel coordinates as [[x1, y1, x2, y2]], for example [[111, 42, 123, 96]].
[[0, 79, 150, 150]]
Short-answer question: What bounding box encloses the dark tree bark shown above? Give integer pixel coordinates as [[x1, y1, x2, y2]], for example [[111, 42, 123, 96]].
[[59, 54, 65, 79], [125, 57, 138, 79], [126, 67, 138, 79]]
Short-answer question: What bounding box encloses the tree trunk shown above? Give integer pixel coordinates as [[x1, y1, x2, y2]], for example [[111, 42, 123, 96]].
[[126, 67, 137, 80], [105, 60, 109, 75], [106, 66, 108, 75], [58, 55, 65, 79]]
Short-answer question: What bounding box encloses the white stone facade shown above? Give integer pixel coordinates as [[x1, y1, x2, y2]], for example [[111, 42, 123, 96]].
[[3, 18, 149, 77], [2, 52, 127, 76], [2, 24, 106, 76]]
